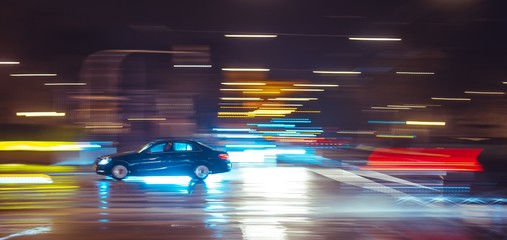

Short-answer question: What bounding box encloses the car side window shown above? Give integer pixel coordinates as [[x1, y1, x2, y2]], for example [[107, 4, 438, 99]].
[[173, 142, 194, 151], [148, 143, 166, 153]]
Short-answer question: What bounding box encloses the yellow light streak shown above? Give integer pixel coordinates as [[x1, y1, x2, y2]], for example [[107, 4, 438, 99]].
[[173, 64, 212, 68], [16, 112, 65, 117], [313, 71, 361, 74], [221, 82, 266, 86], [294, 110, 321, 113], [243, 91, 280, 94], [0, 141, 99, 151], [406, 121, 446, 126], [281, 88, 324, 92], [376, 134, 415, 139]]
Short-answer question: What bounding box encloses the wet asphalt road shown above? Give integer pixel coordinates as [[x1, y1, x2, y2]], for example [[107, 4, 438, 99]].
[[1, 166, 507, 239]]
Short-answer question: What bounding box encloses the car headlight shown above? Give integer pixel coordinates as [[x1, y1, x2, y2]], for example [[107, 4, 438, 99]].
[[97, 157, 112, 165]]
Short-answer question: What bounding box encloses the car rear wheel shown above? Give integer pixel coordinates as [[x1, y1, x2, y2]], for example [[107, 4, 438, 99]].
[[111, 164, 129, 180], [192, 164, 210, 181]]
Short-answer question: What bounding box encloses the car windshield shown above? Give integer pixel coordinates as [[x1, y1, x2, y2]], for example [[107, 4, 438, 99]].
[[137, 142, 155, 153]]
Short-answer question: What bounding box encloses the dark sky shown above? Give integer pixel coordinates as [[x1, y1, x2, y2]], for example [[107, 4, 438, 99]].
[[1, 0, 506, 132]]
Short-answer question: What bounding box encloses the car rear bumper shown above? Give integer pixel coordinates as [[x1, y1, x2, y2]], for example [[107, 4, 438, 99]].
[[212, 161, 232, 174]]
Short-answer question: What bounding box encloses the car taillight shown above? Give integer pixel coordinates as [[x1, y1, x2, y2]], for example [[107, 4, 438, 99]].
[[218, 153, 229, 160]]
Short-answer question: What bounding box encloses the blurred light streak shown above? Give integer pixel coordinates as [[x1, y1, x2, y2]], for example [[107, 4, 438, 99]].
[[127, 118, 166, 121], [44, 82, 86, 86], [313, 71, 361, 74], [10, 73, 57, 77], [268, 98, 317, 101], [85, 125, 123, 129], [281, 88, 324, 92], [363, 148, 483, 172], [216, 134, 262, 138], [16, 112, 65, 117], [173, 64, 211, 68], [0, 141, 101, 151], [371, 107, 411, 110], [0, 226, 51, 240], [220, 88, 263, 91], [262, 103, 303, 107], [387, 105, 426, 108], [368, 120, 405, 124], [464, 91, 506, 95], [248, 123, 295, 128], [220, 97, 263, 101], [221, 82, 266, 85], [0, 61, 20, 64], [0, 174, 53, 184], [221, 68, 270, 72], [503, 82, 507, 84], [431, 97, 471, 101], [294, 110, 320, 113], [243, 91, 280, 94], [348, 37, 402, 41], [278, 133, 316, 137], [224, 34, 277, 38], [456, 137, 490, 141], [376, 134, 416, 138], [272, 120, 311, 123], [396, 71, 434, 75], [213, 128, 252, 132], [337, 130, 375, 135], [0, 164, 76, 173], [406, 121, 446, 126], [219, 103, 247, 105], [351, 171, 436, 190], [125, 176, 191, 185], [226, 144, 276, 148], [293, 84, 338, 87], [220, 107, 258, 110]]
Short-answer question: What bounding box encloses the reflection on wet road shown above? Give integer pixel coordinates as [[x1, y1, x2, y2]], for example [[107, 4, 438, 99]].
[[1, 167, 507, 239]]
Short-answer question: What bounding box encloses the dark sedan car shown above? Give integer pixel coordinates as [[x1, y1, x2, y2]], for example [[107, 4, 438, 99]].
[[95, 139, 232, 181]]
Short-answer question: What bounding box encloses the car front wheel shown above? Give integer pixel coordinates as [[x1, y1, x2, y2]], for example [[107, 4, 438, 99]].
[[192, 164, 210, 181], [111, 164, 129, 180]]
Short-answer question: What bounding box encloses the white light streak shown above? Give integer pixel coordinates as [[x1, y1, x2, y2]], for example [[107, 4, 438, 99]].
[[268, 98, 317, 101], [293, 84, 338, 87], [406, 121, 446, 126], [220, 88, 263, 91], [464, 91, 505, 95], [0, 61, 20, 65], [221, 82, 266, 86], [348, 37, 402, 41], [431, 97, 471, 101], [10, 73, 57, 77], [396, 71, 435, 75], [225, 34, 277, 38], [44, 83, 86, 86], [173, 64, 212, 68], [281, 88, 324, 92], [16, 112, 65, 117], [222, 68, 270, 72], [220, 97, 263, 101], [313, 71, 361, 74]]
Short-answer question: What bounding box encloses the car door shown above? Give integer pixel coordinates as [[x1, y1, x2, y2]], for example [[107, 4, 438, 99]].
[[130, 142, 171, 175], [164, 141, 199, 175]]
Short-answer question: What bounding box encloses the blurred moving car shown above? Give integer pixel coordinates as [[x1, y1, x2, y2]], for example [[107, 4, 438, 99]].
[[95, 139, 232, 181]]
